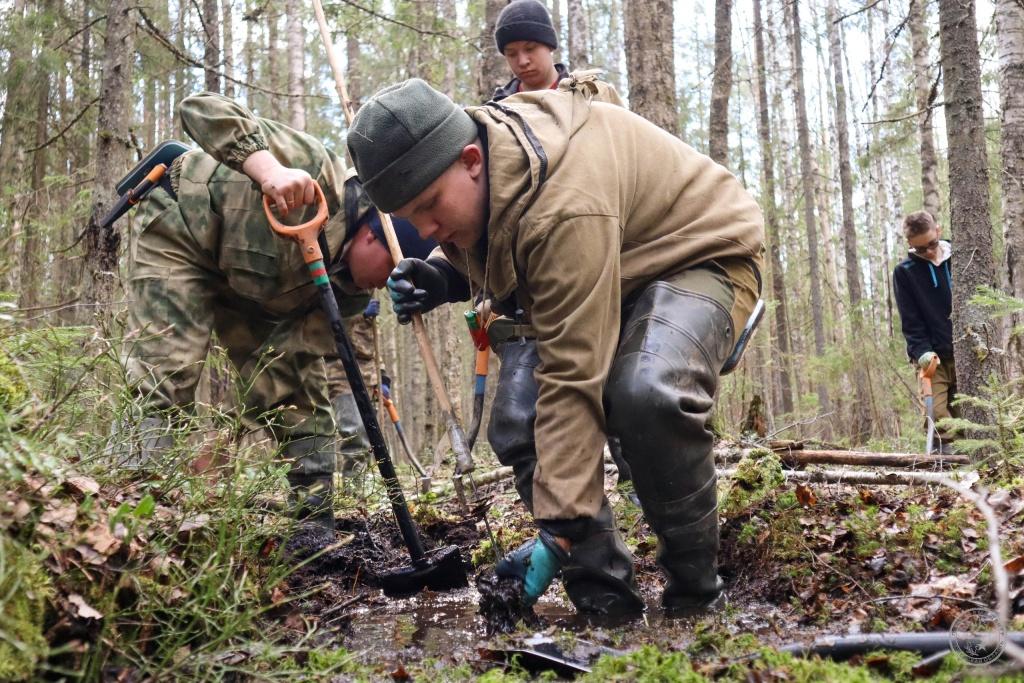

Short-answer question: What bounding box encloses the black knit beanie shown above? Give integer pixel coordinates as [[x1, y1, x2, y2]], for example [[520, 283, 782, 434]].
[[347, 79, 478, 214], [495, 0, 558, 53]]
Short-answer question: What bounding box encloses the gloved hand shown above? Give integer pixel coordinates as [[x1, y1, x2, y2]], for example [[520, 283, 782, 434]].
[[918, 351, 939, 370], [380, 373, 392, 400], [386, 258, 449, 324], [363, 298, 380, 319], [495, 530, 570, 606]]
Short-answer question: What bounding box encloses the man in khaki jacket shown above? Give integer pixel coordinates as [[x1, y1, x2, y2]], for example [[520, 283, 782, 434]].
[[348, 79, 764, 615]]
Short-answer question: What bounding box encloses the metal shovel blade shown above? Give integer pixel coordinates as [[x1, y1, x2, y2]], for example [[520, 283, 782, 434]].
[[380, 545, 469, 597]]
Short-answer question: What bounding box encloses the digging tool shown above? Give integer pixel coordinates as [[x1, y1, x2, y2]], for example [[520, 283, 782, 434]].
[[464, 311, 491, 451], [264, 187, 467, 596], [379, 377, 432, 493], [99, 140, 191, 229], [919, 355, 939, 455], [311, 0, 479, 496]]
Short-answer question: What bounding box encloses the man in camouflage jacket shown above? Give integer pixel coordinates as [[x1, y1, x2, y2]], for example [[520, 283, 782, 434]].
[[122, 92, 433, 533]]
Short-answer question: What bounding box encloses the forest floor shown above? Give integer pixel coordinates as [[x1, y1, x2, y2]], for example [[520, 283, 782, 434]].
[[2, 327, 1024, 681], [8, 429, 1022, 681]]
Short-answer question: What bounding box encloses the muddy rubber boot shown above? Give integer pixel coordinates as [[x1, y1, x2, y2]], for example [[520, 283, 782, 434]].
[[488, 340, 543, 510], [608, 437, 640, 506], [283, 435, 337, 557], [332, 392, 370, 495], [561, 500, 646, 616], [107, 415, 176, 471], [605, 268, 737, 619]]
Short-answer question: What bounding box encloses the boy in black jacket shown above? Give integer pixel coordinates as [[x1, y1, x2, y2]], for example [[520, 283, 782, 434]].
[[893, 210, 956, 453]]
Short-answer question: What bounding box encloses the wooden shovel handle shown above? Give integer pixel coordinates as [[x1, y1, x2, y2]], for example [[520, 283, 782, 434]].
[[262, 183, 329, 265]]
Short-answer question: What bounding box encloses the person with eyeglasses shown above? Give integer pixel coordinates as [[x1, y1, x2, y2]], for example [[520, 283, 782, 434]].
[[893, 210, 957, 454]]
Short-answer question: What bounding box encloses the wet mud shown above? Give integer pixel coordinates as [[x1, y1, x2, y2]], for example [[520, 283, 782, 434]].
[[476, 571, 538, 635]]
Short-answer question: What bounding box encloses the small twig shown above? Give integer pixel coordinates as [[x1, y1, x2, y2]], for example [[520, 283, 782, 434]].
[[319, 592, 367, 620], [833, 0, 884, 23], [862, 101, 945, 125], [766, 410, 836, 439], [23, 97, 100, 153]]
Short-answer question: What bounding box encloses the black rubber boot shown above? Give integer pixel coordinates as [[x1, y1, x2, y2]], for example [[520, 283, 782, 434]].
[[561, 500, 646, 616], [286, 472, 336, 530], [606, 270, 736, 617], [489, 340, 644, 616]]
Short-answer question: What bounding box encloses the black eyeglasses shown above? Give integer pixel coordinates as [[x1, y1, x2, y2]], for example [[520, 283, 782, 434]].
[[912, 239, 939, 254]]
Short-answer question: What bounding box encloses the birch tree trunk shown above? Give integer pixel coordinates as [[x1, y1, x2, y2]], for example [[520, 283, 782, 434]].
[[786, 0, 832, 430], [996, 0, 1024, 375], [567, 0, 590, 68], [479, 0, 510, 102], [222, 0, 234, 97], [938, 0, 1000, 429], [286, 0, 304, 130], [709, 0, 732, 163], [0, 0, 31, 196], [753, 0, 794, 416], [827, 0, 870, 442], [909, 0, 942, 220], [624, 0, 678, 134], [82, 0, 134, 318], [203, 0, 220, 91]]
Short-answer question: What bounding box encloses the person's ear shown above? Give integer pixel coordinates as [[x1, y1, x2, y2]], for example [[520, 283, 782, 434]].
[[461, 144, 484, 179]]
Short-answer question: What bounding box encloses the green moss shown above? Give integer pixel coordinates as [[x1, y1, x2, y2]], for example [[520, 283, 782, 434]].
[[582, 646, 705, 682], [0, 348, 28, 412], [0, 537, 51, 681], [722, 450, 785, 517]]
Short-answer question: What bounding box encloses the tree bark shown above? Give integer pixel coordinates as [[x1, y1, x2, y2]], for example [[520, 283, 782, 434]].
[[708, 0, 732, 163], [286, 0, 304, 130], [996, 0, 1024, 375], [19, 56, 49, 312], [268, 1, 283, 120], [0, 0, 31, 196], [479, 0, 510, 102], [567, 0, 590, 68], [938, 0, 1000, 429], [753, 0, 794, 416], [222, 0, 235, 97], [624, 0, 678, 134], [203, 0, 221, 91], [82, 0, 134, 319], [346, 29, 362, 109], [909, 0, 942, 220], [786, 0, 832, 427], [244, 0, 255, 108], [827, 0, 870, 442]]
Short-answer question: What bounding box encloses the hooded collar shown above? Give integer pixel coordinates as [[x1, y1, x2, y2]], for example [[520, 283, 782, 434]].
[[908, 239, 951, 267]]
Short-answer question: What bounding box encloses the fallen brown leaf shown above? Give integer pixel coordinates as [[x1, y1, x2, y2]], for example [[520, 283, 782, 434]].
[[81, 522, 121, 556], [1005, 555, 1024, 574], [40, 503, 77, 527], [64, 476, 100, 497], [390, 664, 410, 681], [67, 593, 103, 620], [795, 483, 817, 507]]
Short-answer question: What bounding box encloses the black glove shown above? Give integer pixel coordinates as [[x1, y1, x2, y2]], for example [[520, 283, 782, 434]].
[[386, 258, 449, 324]]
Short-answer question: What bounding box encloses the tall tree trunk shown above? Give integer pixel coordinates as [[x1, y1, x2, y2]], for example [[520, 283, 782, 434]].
[[441, 0, 457, 97], [346, 30, 362, 109], [997, 0, 1024, 375], [268, 2, 283, 119], [81, 0, 134, 318], [786, 0, 832, 429], [624, 0, 678, 134], [909, 0, 942, 220], [222, 0, 235, 97], [938, 0, 1000, 428], [753, 0, 794, 416], [479, 0, 510, 102], [549, 0, 562, 56], [0, 0, 31, 196], [203, 0, 221, 91], [827, 0, 870, 442], [286, 0, 304, 130], [243, 0, 256, 109], [20, 60, 49, 312], [708, 0, 732, 163], [173, 0, 187, 138], [567, 0, 590, 67]]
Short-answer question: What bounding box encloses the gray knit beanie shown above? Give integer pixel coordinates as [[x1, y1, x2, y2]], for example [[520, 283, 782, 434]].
[[495, 0, 558, 53], [347, 79, 478, 214]]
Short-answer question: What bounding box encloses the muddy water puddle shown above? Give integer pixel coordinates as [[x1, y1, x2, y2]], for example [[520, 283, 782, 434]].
[[342, 582, 799, 667]]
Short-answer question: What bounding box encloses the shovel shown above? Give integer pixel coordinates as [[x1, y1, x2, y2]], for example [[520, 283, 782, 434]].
[[264, 186, 468, 596], [919, 355, 939, 455]]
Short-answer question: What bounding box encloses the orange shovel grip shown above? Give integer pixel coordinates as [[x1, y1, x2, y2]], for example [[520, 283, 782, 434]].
[[262, 183, 329, 265]]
